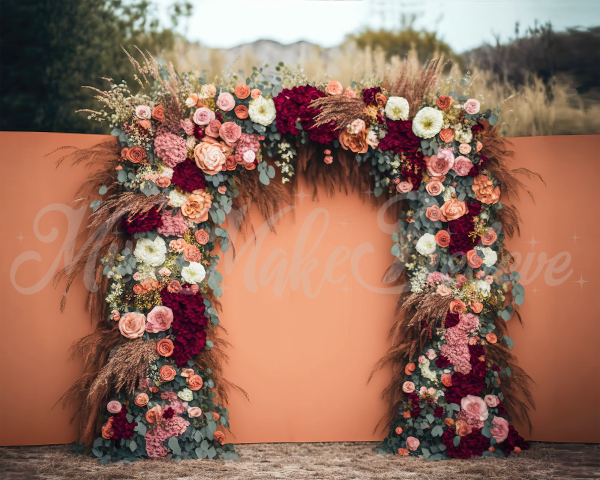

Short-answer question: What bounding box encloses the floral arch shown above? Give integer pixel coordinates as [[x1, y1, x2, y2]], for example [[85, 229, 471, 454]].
[[57, 52, 537, 462]]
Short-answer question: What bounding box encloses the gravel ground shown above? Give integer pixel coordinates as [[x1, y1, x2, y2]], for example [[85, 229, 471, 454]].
[[0, 441, 598, 480]]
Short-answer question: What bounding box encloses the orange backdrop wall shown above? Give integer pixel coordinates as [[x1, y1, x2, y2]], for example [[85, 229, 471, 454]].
[[1, 132, 598, 446]]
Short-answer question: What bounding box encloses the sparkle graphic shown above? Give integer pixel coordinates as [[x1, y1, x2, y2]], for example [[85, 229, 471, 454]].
[[531, 286, 539, 295], [293, 187, 310, 205], [571, 233, 580, 242], [341, 284, 352, 296], [364, 187, 373, 199], [526, 236, 540, 249], [340, 219, 349, 228], [16, 232, 25, 243], [573, 274, 589, 291]]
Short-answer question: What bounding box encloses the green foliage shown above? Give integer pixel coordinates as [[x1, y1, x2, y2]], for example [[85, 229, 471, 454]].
[[0, 0, 191, 133]]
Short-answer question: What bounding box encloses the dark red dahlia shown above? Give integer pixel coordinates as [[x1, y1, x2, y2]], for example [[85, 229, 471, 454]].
[[434, 406, 445, 418], [468, 344, 485, 367], [171, 158, 207, 193], [445, 312, 460, 329], [362, 86, 381, 106], [162, 407, 175, 420], [111, 405, 137, 440], [445, 362, 487, 403], [435, 355, 451, 368], [447, 203, 482, 256], [121, 207, 162, 234], [471, 122, 485, 135], [441, 428, 490, 459], [468, 154, 488, 177], [193, 124, 205, 141]]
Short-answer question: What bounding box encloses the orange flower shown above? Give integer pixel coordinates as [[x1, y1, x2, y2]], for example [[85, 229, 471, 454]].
[[187, 374, 203, 391], [183, 244, 202, 262], [455, 419, 472, 437], [234, 105, 249, 119], [488, 446, 495, 452], [133, 284, 144, 294], [405, 363, 416, 375], [395, 427, 403, 435], [486, 333, 498, 344], [481, 228, 498, 246], [234, 84, 250, 99], [250, 88, 262, 99], [152, 105, 165, 122], [440, 198, 468, 221], [101, 417, 115, 439], [441, 373, 452, 387], [436, 95, 453, 110], [213, 430, 226, 445], [449, 298, 467, 314], [513, 446, 521, 454], [160, 365, 176, 382], [170, 238, 188, 253], [467, 249, 484, 269], [375, 93, 387, 107], [180, 368, 194, 378], [134, 393, 149, 407], [435, 230, 451, 247], [444, 418, 455, 427], [472, 174, 500, 204], [470, 301, 483, 313], [439, 128, 454, 143], [126, 146, 147, 164], [145, 405, 163, 424], [212, 412, 220, 421], [339, 129, 368, 154], [167, 280, 182, 294], [157, 338, 174, 357], [403, 411, 411, 419], [181, 192, 212, 223], [138, 119, 151, 130], [150, 386, 159, 393], [121, 147, 130, 159], [195, 229, 209, 245], [397, 448, 409, 456]]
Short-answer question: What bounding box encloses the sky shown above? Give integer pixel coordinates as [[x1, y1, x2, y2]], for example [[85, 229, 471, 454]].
[[159, 0, 600, 53]]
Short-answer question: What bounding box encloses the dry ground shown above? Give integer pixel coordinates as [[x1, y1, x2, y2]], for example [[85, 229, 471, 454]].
[[1, 442, 598, 480]]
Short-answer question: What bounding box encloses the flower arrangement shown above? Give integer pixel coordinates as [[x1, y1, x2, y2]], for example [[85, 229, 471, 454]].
[[61, 52, 536, 462]]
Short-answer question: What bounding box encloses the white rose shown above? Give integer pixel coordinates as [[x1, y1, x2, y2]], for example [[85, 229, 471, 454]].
[[480, 247, 498, 267], [134, 236, 167, 267], [167, 188, 190, 208], [248, 96, 276, 126], [181, 262, 206, 284], [185, 96, 197, 108], [385, 96, 410, 121], [416, 233, 437, 256]]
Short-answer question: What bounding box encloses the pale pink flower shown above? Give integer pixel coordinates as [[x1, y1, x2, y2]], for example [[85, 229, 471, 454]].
[[453, 156, 474, 176], [464, 99, 481, 115], [484, 395, 500, 408], [396, 181, 413, 193], [193, 107, 215, 126], [135, 105, 152, 119], [490, 416, 509, 443], [406, 436, 420, 451], [426, 349, 437, 360], [107, 401, 122, 414], [146, 306, 174, 333], [325, 81, 343, 95], [459, 143, 472, 154], [324, 155, 333, 164], [216, 92, 235, 111]]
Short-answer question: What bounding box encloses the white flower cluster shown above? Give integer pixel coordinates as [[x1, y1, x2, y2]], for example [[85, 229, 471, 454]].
[[412, 107, 444, 139], [249, 96, 276, 126], [105, 281, 124, 310], [410, 265, 430, 293], [475, 279, 491, 297], [178, 388, 194, 401], [416, 233, 437, 255], [443, 185, 456, 202], [452, 123, 473, 144], [167, 188, 190, 208], [181, 262, 206, 284], [157, 165, 174, 179], [419, 358, 437, 382], [134, 236, 167, 267], [384, 96, 410, 121], [136, 262, 158, 281], [479, 247, 498, 267]]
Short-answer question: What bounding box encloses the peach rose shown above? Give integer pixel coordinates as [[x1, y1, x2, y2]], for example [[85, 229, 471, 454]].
[[180, 368, 194, 378], [450, 298, 467, 314], [441, 198, 468, 221], [186, 93, 199, 107], [445, 418, 455, 427], [470, 301, 483, 313], [395, 427, 403, 435], [426, 205, 443, 222], [120, 147, 130, 159], [170, 238, 187, 253], [455, 419, 473, 437], [455, 274, 467, 288], [156, 177, 171, 188], [157, 338, 174, 357], [234, 84, 250, 99], [234, 105, 249, 119], [441, 373, 453, 387], [187, 374, 203, 391], [219, 122, 242, 146], [343, 87, 357, 97], [194, 229, 209, 245], [339, 129, 368, 154], [396, 181, 413, 193], [188, 407, 202, 418], [193, 107, 216, 126], [112, 310, 120, 321], [464, 99, 480, 114], [202, 84, 217, 98], [476, 270, 485, 279], [406, 436, 420, 451], [146, 306, 173, 333], [119, 312, 146, 339], [439, 128, 454, 143], [205, 119, 221, 138], [402, 381, 415, 393], [250, 88, 262, 99], [167, 280, 182, 294], [484, 395, 500, 408], [481, 229, 497, 246], [324, 155, 333, 164], [325, 81, 343, 95], [468, 337, 480, 346], [212, 412, 220, 421], [453, 156, 474, 176], [135, 393, 149, 407], [213, 431, 226, 445], [224, 155, 237, 171], [218, 186, 227, 194], [146, 405, 163, 424], [126, 146, 147, 164], [486, 333, 497, 344], [472, 174, 501, 204], [194, 141, 227, 175], [375, 93, 387, 107], [435, 230, 451, 247], [102, 417, 115, 439], [425, 181, 444, 196], [181, 192, 212, 223], [404, 363, 415, 375], [397, 448, 409, 456], [152, 105, 165, 122], [476, 141, 483, 152], [160, 365, 176, 382], [132, 284, 143, 294], [436, 95, 453, 110], [437, 284, 453, 297], [216, 92, 235, 111], [459, 143, 471, 155], [183, 244, 202, 262], [466, 249, 484, 269], [403, 411, 411, 419]]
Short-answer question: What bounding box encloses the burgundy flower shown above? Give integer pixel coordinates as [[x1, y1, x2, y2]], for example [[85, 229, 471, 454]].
[[435, 355, 451, 368], [445, 312, 460, 329], [492, 364, 500, 372], [111, 405, 137, 440], [162, 406, 175, 420], [497, 403, 507, 415], [362, 86, 381, 106], [379, 119, 426, 189], [468, 154, 488, 177], [501, 425, 529, 455], [447, 203, 482, 256], [411, 407, 422, 418], [445, 363, 486, 403], [441, 428, 490, 459], [193, 124, 205, 141], [171, 158, 207, 193], [434, 406, 445, 418], [471, 122, 485, 135], [121, 207, 162, 234], [468, 344, 485, 367]]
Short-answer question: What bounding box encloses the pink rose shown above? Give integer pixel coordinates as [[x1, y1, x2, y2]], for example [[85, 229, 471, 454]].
[[484, 395, 500, 408], [138, 378, 150, 391], [188, 407, 202, 418], [459, 143, 472, 154], [193, 107, 215, 126], [402, 381, 415, 393], [436, 284, 453, 297], [476, 141, 483, 152], [425, 181, 444, 196], [219, 121, 242, 145], [406, 436, 420, 451], [453, 156, 474, 176], [427, 387, 436, 395], [325, 81, 343, 95], [426, 349, 437, 360], [135, 105, 152, 119], [324, 155, 333, 164], [205, 119, 221, 138], [146, 306, 174, 333], [243, 150, 256, 164], [194, 141, 227, 175], [461, 395, 489, 423], [107, 400, 122, 414], [343, 87, 357, 98], [486, 275, 494, 284], [490, 416, 509, 443], [218, 186, 227, 194], [181, 118, 195, 135], [119, 312, 146, 339], [426, 148, 454, 177], [464, 99, 481, 115], [396, 181, 413, 193], [475, 270, 485, 279], [111, 310, 120, 321], [216, 92, 235, 111], [418, 355, 426, 363], [425, 205, 445, 222]]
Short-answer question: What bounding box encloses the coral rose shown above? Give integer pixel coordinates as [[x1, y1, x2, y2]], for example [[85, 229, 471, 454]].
[[146, 306, 173, 333], [435, 230, 451, 247], [470, 301, 483, 313], [450, 298, 467, 314], [395, 427, 403, 435], [425, 181, 444, 196], [426, 205, 443, 222], [396, 181, 413, 193], [324, 155, 333, 164], [481, 228, 497, 246], [183, 244, 202, 262], [188, 407, 202, 418], [234, 105, 249, 119], [187, 374, 203, 391], [225, 155, 237, 170], [181, 192, 212, 223], [157, 338, 174, 357], [167, 280, 182, 293], [455, 419, 473, 437], [160, 365, 177, 382], [339, 129, 368, 154], [402, 381, 415, 393], [445, 418, 455, 427], [398, 448, 409, 456], [152, 105, 165, 122], [343, 87, 356, 97], [127, 146, 147, 164], [441, 198, 468, 221], [219, 122, 242, 146], [156, 177, 171, 188], [107, 401, 122, 414], [193, 107, 216, 126], [406, 437, 420, 451], [234, 84, 250, 99], [195, 229, 210, 245], [194, 141, 227, 175], [453, 156, 474, 176], [439, 128, 454, 143], [441, 373, 453, 387], [212, 412, 220, 421], [119, 312, 146, 339], [112, 310, 120, 321], [467, 249, 484, 269], [170, 238, 187, 253], [403, 411, 411, 418], [375, 93, 387, 107], [476, 141, 483, 152], [437, 95, 453, 110], [250, 88, 262, 99], [472, 174, 501, 204], [102, 418, 115, 439], [146, 405, 163, 424], [455, 274, 467, 288], [325, 80, 343, 95], [216, 92, 235, 111], [214, 431, 226, 445], [405, 363, 416, 375], [513, 447, 522, 454], [135, 393, 149, 407], [425, 153, 453, 177], [205, 119, 221, 138], [133, 284, 144, 294], [486, 333, 498, 344]]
